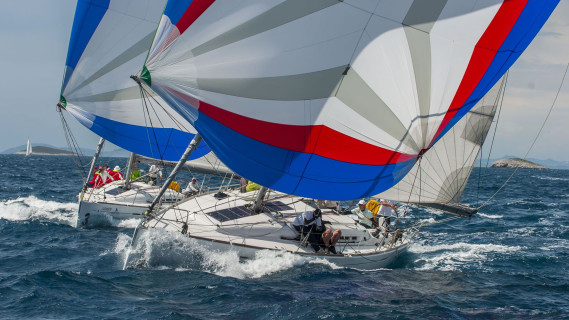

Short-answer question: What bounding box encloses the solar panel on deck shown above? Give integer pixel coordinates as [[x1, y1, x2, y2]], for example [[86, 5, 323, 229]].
[[208, 206, 251, 222], [105, 187, 128, 196], [264, 201, 293, 212]]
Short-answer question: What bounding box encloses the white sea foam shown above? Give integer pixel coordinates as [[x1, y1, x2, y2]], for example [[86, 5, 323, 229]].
[[409, 241, 522, 271], [532, 175, 569, 181], [477, 212, 503, 219], [116, 228, 336, 279], [115, 218, 141, 229], [0, 195, 76, 225]]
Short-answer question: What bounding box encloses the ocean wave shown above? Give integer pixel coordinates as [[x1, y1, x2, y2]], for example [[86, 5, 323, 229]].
[[477, 212, 503, 219], [531, 175, 569, 181], [0, 196, 76, 226], [409, 241, 522, 271], [117, 229, 332, 279]]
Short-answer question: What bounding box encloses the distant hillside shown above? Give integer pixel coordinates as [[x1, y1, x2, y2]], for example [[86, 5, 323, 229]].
[[13, 146, 77, 156], [2, 144, 129, 158], [491, 158, 548, 169], [1, 143, 59, 154]]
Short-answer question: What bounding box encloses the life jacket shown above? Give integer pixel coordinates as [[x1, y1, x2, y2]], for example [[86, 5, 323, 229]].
[[98, 169, 113, 185], [93, 172, 104, 188], [168, 181, 180, 192], [131, 169, 141, 180], [110, 170, 124, 181], [366, 200, 381, 219], [246, 181, 261, 192]]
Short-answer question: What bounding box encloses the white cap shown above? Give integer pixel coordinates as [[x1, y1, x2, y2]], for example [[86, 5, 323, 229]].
[[114, 166, 120, 171], [358, 200, 366, 205], [192, 177, 197, 181]]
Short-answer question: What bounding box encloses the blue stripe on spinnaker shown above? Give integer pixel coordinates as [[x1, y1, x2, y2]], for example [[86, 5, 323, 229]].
[[63, 0, 110, 91], [434, 0, 559, 143], [163, 0, 194, 26], [73, 110, 210, 161], [195, 111, 416, 200]]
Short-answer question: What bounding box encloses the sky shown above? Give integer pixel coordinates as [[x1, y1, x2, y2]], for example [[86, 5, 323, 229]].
[[0, 1, 568, 160]]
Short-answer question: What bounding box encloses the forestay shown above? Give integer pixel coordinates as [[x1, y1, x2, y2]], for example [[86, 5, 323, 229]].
[[59, 0, 210, 161], [143, 0, 558, 199]]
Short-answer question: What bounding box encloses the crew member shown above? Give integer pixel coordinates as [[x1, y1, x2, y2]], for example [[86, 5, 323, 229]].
[[351, 199, 375, 228], [110, 166, 124, 181], [183, 177, 199, 195]]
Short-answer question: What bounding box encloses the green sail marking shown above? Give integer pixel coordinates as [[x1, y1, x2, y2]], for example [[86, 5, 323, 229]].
[[141, 65, 151, 86], [59, 95, 67, 109]]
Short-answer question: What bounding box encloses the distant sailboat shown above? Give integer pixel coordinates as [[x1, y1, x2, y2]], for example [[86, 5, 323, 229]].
[[25, 138, 32, 157]]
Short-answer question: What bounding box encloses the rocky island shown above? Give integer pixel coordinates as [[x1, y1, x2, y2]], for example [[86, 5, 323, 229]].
[[491, 158, 548, 169]]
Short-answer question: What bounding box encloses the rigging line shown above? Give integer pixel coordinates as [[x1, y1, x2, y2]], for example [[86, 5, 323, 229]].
[[138, 84, 229, 177], [140, 88, 166, 161], [139, 84, 193, 133], [485, 72, 509, 169], [445, 106, 497, 204], [478, 63, 569, 210], [58, 110, 87, 181], [138, 85, 157, 160], [477, 74, 508, 205], [398, 156, 423, 230]]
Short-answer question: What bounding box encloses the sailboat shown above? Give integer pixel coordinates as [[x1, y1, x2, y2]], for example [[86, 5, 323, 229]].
[[57, 0, 224, 227], [120, 1, 558, 269], [25, 138, 32, 157]]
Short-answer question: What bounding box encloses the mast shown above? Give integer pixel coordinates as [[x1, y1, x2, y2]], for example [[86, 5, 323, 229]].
[[146, 133, 203, 216], [82, 138, 105, 193], [252, 187, 269, 213], [123, 152, 136, 189]]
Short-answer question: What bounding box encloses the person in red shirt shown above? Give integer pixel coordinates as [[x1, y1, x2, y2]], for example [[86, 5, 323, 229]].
[[88, 166, 104, 188], [101, 165, 115, 185], [110, 166, 124, 181]]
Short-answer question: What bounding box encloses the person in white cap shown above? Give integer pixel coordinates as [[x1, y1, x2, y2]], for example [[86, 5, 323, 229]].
[[183, 177, 200, 196], [110, 165, 124, 180], [351, 199, 375, 228]]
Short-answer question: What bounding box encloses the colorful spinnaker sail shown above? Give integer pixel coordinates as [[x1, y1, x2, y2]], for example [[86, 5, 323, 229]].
[[143, 0, 558, 199], [59, 0, 210, 161]]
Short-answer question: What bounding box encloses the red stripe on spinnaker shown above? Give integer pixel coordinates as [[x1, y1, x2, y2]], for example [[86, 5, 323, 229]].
[[429, 0, 528, 146], [198, 102, 416, 166], [176, 0, 216, 34]]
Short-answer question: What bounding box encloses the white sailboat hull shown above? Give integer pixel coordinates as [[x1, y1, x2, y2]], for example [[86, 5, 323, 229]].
[[183, 235, 408, 269], [132, 189, 414, 270], [76, 181, 185, 228]]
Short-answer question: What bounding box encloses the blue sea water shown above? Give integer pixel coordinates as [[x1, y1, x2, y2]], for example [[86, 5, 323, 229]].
[[0, 154, 568, 319]]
